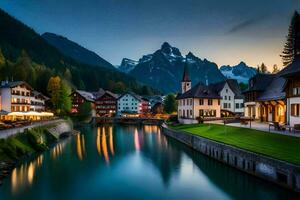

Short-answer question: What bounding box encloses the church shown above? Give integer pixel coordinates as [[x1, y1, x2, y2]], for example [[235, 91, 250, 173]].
[[176, 63, 222, 124]]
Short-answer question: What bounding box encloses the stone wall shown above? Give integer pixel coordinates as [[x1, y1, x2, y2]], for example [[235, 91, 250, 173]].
[[0, 119, 69, 139], [162, 126, 300, 193]]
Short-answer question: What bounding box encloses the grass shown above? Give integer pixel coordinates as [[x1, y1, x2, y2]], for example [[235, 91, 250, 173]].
[[169, 123, 300, 166], [0, 127, 58, 162]]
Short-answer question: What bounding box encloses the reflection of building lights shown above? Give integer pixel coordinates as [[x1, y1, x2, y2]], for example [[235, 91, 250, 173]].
[[102, 128, 109, 164], [27, 162, 35, 185], [76, 134, 84, 160], [109, 126, 114, 155], [11, 154, 44, 194], [134, 128, 140, 151], [11, 168, 17, 194], [96, 127, 101, 156]]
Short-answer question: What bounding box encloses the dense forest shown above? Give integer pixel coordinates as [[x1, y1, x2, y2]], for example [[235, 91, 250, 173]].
[[0, 8, 158, 96]]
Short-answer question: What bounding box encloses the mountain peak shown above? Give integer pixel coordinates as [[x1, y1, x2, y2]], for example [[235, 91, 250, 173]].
[[238, 61, 246, 66], [161, 42, 171, 50]]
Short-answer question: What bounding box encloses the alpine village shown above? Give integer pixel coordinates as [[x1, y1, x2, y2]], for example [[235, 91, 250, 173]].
[[0, 2, 300, 200]]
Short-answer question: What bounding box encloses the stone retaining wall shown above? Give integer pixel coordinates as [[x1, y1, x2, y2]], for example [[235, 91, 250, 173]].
[[0, 119, 66, 139], [162, 126, 300, 193]]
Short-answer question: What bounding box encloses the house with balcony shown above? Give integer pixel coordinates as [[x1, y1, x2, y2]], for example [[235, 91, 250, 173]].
[[0, 81, 51, 120], [95, 91, 118, 117], [70, 90, 96, 114], [243, 74, 275, 120]]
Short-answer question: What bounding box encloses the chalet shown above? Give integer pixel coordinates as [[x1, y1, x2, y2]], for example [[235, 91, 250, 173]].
[[243, 74, 275, 120], [0, 81, 51, 120], [279, 56, 300, 126], [95, 91, 118, 117], [176, 64, 221, 124], [117, 92, 150, 115], [70, 90, 95, 114]]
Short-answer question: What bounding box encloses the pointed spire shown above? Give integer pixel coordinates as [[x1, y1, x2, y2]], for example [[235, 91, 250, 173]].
[[182, 62, 191, 82]]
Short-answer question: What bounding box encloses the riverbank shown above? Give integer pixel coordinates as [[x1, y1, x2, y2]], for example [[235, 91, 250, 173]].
[[0, 119, 75, 184], [163, 124, 300, 193]]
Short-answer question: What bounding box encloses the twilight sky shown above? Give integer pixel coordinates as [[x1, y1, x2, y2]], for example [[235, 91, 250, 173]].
[[0, 0, 300, 69]]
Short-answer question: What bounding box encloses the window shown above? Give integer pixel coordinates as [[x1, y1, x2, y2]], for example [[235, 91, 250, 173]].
[[199, 109, 204, 116], [228, 96, 231, 100], [190, 110, 193, 117], [183, 99, 185, 106], [223, 103, 227, 108], [199, 99, 204, 105], [224, 96, 227, 100], [228, 103, 231, 108], [291, 104, 300, 117], [208, 99, 213, 105], [183, 110, 185, 117], [226, 89, 228, 93], [190, 99, 192, 105], [240, 103, 244, 108], [293, 87, 300, 96], [236, 103, 239, 109]]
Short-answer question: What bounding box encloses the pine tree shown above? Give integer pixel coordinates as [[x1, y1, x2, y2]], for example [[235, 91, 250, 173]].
[[272, 64, 280, 74], [257, 63, 268, 74], [281, 11, 300, 66]]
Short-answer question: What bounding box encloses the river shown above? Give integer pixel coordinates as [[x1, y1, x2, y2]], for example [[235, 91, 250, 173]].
[[0, 124, 299, 200]]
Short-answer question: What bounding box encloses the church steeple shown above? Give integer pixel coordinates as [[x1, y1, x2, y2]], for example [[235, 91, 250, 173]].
[[182, 62, 191, 82], [181, 62, 191, 93]]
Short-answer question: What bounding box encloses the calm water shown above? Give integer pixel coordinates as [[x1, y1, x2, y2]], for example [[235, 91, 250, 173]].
[[0, 124, 299, 200]]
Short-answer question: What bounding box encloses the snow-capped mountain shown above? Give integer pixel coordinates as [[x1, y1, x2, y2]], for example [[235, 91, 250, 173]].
[[118, 58, 138, 73], [125, 42, 226, 93], [220, 62, 257, 83]]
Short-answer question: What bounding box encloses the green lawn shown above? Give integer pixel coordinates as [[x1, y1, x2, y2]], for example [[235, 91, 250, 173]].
[[169, 124, 300, 166]]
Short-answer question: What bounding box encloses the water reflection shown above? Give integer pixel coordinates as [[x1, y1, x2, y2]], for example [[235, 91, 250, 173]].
[[1, 124, 299, 200], [94, 126, 116, 164], [11, 155, 44, 195], [51, 143, 65, 159], [76, 134, 86, 160]]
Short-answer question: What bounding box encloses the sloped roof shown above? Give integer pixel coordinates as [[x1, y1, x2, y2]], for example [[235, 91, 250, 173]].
[[96, 90, 118, 100], [257, 76, 286, 101], [75, 90, 95, 102], [92, 88, 105, 99], [243, 74, 275, 93], [118, 92, 142, 101], [0, 81, 33, 90], [278, 56, 300, 77], [32, 90, 50, 100], [176, 82, 221, 99], [226, 79, 244, 99]]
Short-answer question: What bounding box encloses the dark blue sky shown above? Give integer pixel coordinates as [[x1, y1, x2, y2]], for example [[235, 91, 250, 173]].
[[0, 0, 300, 68]]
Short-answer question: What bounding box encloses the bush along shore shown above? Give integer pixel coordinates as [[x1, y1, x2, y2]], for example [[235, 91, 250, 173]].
[[0, 119, 74, 185]]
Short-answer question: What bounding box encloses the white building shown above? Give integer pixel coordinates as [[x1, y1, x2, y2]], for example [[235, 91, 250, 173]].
[[218, 79, 244, 116], [0, 81, 50, 120], [177, 64, 222, 124], [117, 92, 143, 114]]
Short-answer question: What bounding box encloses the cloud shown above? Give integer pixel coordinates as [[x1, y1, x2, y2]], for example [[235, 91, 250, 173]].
[[228, 15, 267, 34]]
